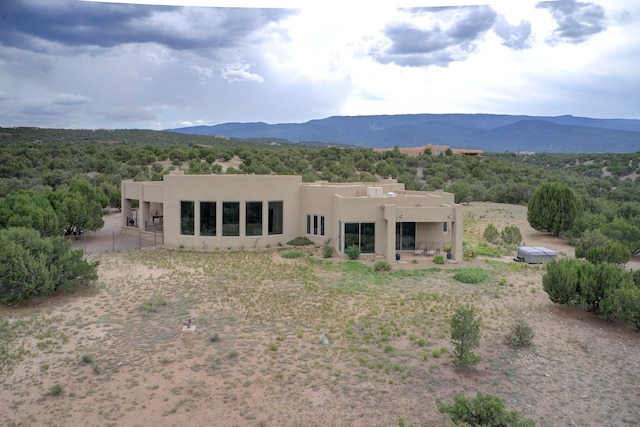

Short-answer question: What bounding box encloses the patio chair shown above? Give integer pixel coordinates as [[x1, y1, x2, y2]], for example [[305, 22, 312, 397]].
[[425, 242, 440, 256]]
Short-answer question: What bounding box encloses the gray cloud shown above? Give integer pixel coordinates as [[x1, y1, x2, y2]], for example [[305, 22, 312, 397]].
[[0, 0, 294, 55], [52, 93, 91, 105], [372, 6, 498, 67], [537, 0, 606, 43], [494, 17, 532, 50]]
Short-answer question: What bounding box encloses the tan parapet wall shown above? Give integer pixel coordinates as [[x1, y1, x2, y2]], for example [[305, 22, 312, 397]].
[[121, 175, 463, 261]]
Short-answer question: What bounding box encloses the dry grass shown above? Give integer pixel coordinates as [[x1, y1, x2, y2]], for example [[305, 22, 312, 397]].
[[1, 202, 639, 426]]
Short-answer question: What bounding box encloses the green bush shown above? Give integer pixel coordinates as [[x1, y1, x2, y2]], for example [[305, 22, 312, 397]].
[[322, 240, 335, 258], [286, 236, 314, 246], [602, 284, 640, 331], [542, 258, 582, 306], [472, 245, 502, 257], [483, 224, 499, 243], [373, 260, 391, 272], [49, 383, 65, 396], [345, 244, 360, 260], [0, 227, 99, 304], [281, 251, 306, 259], [574, 229, 608, 259], [543, 258, 633, 319], [585, 240, 631, 265], [433, 255, 445, 264], [453, 268, 488, 284], [501, 225, 522, 245], [504, 319, 535, 348], [437, 392, 535, 427]]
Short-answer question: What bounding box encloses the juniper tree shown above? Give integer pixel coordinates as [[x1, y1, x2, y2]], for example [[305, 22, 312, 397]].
[[527, 182, 580, 237]]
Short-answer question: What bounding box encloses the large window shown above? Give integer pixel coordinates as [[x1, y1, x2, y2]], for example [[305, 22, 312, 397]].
[[344, 222, 375, 253], [268, 201, 283, 235], [200, 202, 216, 236], [246, 201, 262, 236], [222, 202, 240, 236], [180, 201, 194, 236], [396, 222, 416, 250]]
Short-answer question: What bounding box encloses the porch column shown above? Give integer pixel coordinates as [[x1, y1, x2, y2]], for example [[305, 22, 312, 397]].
[[451, 204, 464, 260], [382, 204, 397, 263]]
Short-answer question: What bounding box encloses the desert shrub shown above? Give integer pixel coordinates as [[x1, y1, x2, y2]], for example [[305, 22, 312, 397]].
[[322, 239, 335, 258], [574, 229, 608, 259], [542, 258, 581, 305], [433, 255, 445, 264], [580, 262, 627, 313], [49, 383, 65, 396], [501, 225, 522, 245], [81, 354, 94, 364], [453, 268, 488, 284], [483, 223, 499, 243], [0, 227, 99, 304], [373, 260, 391, 272], [504, 319, 535, 348], [437, 392, 535, 427], [345, 244, 360, 260], [286, 236, 314, 246], [544, 258, 629, 314], [281, 250, 306, 259], [449, 304, 481, 367], [585, 240, 631, 265], [602, 284, 640, 331]]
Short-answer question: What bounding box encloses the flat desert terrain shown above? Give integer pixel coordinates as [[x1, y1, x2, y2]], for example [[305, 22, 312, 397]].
[[1, 202, 639, 427]]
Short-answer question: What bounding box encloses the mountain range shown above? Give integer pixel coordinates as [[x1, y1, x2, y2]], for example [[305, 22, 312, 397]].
[[167, 114, 640, 153]]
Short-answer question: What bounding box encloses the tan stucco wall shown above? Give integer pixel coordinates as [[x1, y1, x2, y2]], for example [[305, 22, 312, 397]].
[[122, 174, 464, 262]]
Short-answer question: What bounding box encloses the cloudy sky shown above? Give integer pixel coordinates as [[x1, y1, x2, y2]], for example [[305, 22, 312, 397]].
[[0, 0, 638, 130]]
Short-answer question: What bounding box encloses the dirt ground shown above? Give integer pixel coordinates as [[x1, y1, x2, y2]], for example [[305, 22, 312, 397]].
[[2, 202, 640, 427]]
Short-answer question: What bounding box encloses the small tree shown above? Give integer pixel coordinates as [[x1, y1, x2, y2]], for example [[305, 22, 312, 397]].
[[437, 392, 535, 427], [483, 224, 499, 244], [449, 304, 481, 367], [49, 177, 108, 235], [527, 182, 580, 237], [446, 182, 472, 204]]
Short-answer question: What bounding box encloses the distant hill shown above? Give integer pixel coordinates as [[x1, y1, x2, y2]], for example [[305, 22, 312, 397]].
[[166, 114, 640, 153]]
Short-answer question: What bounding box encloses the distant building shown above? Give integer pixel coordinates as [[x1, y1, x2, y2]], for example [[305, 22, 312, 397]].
[[516, 151, 536, 156], [121, 172, 464, 262], [375, 144, 483, 157]]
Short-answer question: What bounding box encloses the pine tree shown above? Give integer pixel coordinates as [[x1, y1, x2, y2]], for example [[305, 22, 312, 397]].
[[449, 304, 481, 367]]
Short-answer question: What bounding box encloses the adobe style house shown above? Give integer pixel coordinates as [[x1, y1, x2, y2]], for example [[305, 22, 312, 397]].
[[121, 171, 463, 262], [375, 144, 484, 157]]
